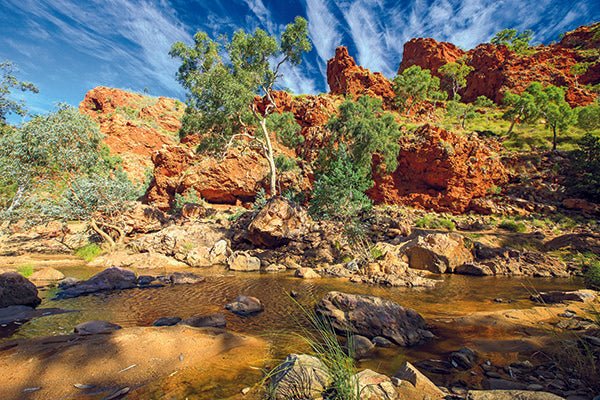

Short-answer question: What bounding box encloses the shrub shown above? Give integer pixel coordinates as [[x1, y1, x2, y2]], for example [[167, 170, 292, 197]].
[[499, 219, 527, 233], [253, 187, 268, 210], [16, 264, 34, 277], [275, 154, 298, 172], [415, 215, 456, 231], [474, 95, 495, 107], [268, 112, 304, 148], [568, 133, 600, 201], [173, 188, 201, 212], [577, 103, 600, 131], [75, 243, 102, 262], [584, 258, 600, 290]]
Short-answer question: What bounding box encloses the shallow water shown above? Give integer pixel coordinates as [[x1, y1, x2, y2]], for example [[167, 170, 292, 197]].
[[2, 265, 585, 398]]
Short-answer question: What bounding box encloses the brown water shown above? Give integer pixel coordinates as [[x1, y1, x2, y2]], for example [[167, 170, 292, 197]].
[[2, 265, 585, 398]]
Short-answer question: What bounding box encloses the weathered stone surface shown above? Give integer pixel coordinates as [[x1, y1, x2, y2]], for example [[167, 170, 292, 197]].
[[162, 272, 205, 285], [269, 354, 331, 400], [368, 125, 508, 214], [247, 197, 309, 248], [0, 272, 41, 308], [354, 369, 398, 400], [351, 335, 375, 359], [315, 292, 432, 346], [152, 316, 181, 327], [225, 295, 264, 316], [402, 233, 473, 274], [394, 361, 445, 400], [29, 267, 65, 286], [544, 233, 600, 255], [55, 267, 137, 299], [467, 390, 565, 400], [295, 267, 321, 279], [180, 313, 226, 328], [530, 290, 596, 304], [74, 320, 122, 335], [227, 251, 261, 272]]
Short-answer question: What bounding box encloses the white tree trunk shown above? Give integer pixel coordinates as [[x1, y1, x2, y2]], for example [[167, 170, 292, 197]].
[[259, 118, 277, 197]]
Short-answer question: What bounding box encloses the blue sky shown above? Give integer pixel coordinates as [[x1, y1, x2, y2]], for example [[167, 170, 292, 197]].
[[1, 0, 598, 121]]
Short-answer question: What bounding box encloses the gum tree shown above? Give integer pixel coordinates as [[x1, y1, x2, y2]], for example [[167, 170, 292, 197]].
[[0, 61, 38, 125], [170, 17, 311, 197], [393, 66, 446, 115], [439, 61, 473, 100]]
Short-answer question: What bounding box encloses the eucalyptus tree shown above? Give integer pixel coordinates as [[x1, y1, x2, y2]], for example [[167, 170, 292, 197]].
[[393, 66, 446, 115], [170, 17, 311, 197], [0, 61, 38, 124], [438, 61, 473, 100]]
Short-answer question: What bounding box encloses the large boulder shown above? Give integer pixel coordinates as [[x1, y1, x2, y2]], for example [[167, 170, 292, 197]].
[[368, 125, 508, 214], [28, 267, 65, 287], [227, 251, 261, 272], [315, 292, 432, 346], [0, 272, 41, 308], [55, 267, 137, 299], [247, 197, 309, 248], [269, 354, 331, 400], [402, 233, 473, 274]]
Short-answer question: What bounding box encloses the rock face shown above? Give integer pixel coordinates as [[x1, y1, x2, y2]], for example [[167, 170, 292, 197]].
[[398, 27, 599, 107], [315, 291, 432, 346], [247, 197, 309, 248], [269, 354, 331, 400], [327, 46, 396, 107], [402, 233, 473, 274], [369, 125, 508, 213], [79, 87, 183, 181], [0, 272, 41, 308]]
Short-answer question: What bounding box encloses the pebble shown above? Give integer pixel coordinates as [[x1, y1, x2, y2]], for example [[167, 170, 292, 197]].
[[241, 387, 250, 395]]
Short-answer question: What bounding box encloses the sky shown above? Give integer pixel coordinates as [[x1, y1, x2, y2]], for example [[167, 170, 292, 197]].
[[1, 0, 599, 121]]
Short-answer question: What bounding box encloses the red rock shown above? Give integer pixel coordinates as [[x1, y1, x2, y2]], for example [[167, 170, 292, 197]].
[[79, 87, 184, 182], [368, 124, 508, 214], [398, 38, 465, 77], [326, 47, 396, 108]]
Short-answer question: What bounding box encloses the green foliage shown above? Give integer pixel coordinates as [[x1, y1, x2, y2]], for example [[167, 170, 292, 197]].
[[584, 259, 600, 290], [568, 133, 600, 201], [253, 187, 267, 210], [499, 219, 527, 233], [16, 264, 34, 278], [309, 146, 372, 222], [438, 61, 473, 100], [393, 66, 446, 114], [274, 154, 298, 172], [0, 61, 39, 123], [577, 103, 600, 131], [173, 188, 201, 212], [474, 96, 495, 108], [75, 243, 102, 262], [446, 100, 477, 129], [502, 82, 544, 134], [327, 96, 401, 173], [571, 62, 591, 78], [267, 112, 304, 148], [415, 215, 456, 231], [543, 85, 576, 150], [491, 29, 533, 53]]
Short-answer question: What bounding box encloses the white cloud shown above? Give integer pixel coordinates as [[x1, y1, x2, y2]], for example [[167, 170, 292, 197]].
[[304, 0, 342, 85]]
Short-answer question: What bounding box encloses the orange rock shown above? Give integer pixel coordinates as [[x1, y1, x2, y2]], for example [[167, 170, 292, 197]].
[[79, 87, 184, 182], [326, 47, 396, 108], [368, 124, 508, 214], [398, 38, 465, 77]]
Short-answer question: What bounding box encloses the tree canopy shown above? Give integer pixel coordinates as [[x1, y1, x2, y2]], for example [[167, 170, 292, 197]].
[[438, 61, 473, 100], [491, 29, 533, 53], [0, 61, 38, 124], [393, 66, 446, 115], [170, 16, 311, 196]]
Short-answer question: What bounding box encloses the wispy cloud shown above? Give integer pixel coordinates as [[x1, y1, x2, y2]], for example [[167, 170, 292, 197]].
[[304, 0, 342, 84]]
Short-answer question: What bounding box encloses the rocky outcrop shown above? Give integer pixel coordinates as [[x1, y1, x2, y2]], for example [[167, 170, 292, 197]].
[[0, 272, 41, 308], [79, 87, 183, 181], [402, 233, 473, 273], [247, 197, 309, 248], [369, 125, 508, 213], [398, 28, 599, 107], [327, 47, 396, 107], [315, 291, 433, 346]]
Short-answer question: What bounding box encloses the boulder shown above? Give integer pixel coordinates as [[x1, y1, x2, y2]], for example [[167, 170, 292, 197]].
[[269, 354, 331, 400], [350, 335, 375, 359], [162, 272, 205, 285], [247, 197, 309, 248], [227, 251, 261, 272], [449, 347, 477, 370], [0, 305, 36, 325], [315, 292, 433, 346], [530, 290, 596, 304], [180, 313, 226, 328], [55, 267, 137, 299], [403, 233, 473, 273], [264, 264, 286, 273], [295, 267, 321, 279], [29, 267, 65, 286], [544, 233, 600, 255], [394, 362, 445, 400], [354, 369, 398, 400], [467, 390, 565, 400], [74, 320, 122, 335], [0, 272, 41, 308], [152, 316, 181, 327], [225, 295, 264, 316]]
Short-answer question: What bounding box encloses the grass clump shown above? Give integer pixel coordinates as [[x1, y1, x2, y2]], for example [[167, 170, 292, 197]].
[[75, 243, 102, 262], [415, 214, 456, 231], [498, 219, 527, 233], [16, 263, 34, 277], [584, 258, 600, 290]]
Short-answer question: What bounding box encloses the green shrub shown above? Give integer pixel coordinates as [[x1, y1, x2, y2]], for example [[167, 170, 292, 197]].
[[415, 215, 456, 231], [274, 154, 298, 172], [173, 188, 201, 212], [584, 259, 600, 290], [75, 243, 102, 262], [474, 95, 495, 108], [568, 133, 600, 201], [16, 263, 34, 277], [499, 219, 527, 233], [253, 187, 267, 210]]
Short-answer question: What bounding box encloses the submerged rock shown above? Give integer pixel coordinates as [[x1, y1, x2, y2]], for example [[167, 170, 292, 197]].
[[225, 295, 264, 316], [530, 290, 596, 304], [180, 313, 226, 328], [0, 272, 41, 308], [152, 316, 181, 327], [315, 291, 432, 346], [269, 354, 331, 400], [161, 272, 205, 285], [74, 320, 122, 335], [55, 267, 137, 299], [29, 268, 65, 287], [467, 390, 565, 400]]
